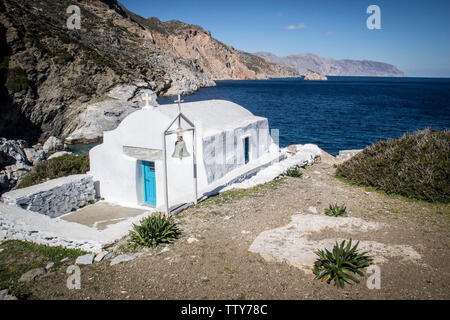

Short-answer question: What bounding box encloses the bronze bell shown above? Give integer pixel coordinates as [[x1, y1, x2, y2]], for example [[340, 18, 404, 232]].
[[172, 135, 190, 159]]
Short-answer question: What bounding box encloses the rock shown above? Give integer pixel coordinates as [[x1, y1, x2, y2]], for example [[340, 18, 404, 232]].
[[308, 206, 318, 214], [186, 237, 199, 244], [47, 151, 72, 160], [19, 267, 46, 282], [94, 251, 109, 262], [158, 246, 170, 255], [0, 138, 33, 192], [45, 262, 54, 270], [0, 289, 17, 300], [24, 147, 46, 165], [43, 136, 64, 153], [75, 253, 95, 265], [304, 71, 327, 80], [287, 145, 298, 154], [110, 253, 143, 266], [103, 252, 113, 260], [0, 248, 4, 253], [60, 257, 70, 263]]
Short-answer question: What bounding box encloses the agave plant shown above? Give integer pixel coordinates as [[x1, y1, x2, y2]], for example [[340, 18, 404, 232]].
[[285, 168, 303, 178], [313, 239, 373, 288], [324, 203, 347, 217], [129, 213, 182, 248]]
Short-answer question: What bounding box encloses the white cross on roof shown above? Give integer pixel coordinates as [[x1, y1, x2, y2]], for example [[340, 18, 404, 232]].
[[142, 93, 152, 107]]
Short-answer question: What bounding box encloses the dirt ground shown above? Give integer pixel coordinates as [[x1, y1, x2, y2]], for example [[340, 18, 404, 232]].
[[24, 161, 450, 299]]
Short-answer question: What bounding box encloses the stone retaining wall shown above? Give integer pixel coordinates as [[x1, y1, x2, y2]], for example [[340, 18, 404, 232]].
[[1, 174, 96, 218]]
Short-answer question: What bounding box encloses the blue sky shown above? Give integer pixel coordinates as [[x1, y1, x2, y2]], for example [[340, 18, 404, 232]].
[[121, 0, 450, 77]]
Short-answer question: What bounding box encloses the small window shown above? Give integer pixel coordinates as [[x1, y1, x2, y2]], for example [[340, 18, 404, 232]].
[[244, 137, 250, 164]]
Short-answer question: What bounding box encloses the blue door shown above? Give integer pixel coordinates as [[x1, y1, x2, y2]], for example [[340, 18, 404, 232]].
[[142, 161, 156, 205]]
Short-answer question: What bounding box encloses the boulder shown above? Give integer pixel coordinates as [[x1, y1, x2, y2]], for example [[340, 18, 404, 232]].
[[19, 267, 46, 282], [24, 147, 46, 165], [75, 253, 95, 265], [45, 262, 54, 270], [0, 138, 29, 165], [43, 136, 64, 153], [0, 138, 34, 192], [110, 253, 143, 266], [94, 251, 109, 262], [0, 289, 17, 300]]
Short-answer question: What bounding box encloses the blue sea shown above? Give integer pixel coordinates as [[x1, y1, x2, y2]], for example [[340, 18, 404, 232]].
[[158, 77, 450, 156]]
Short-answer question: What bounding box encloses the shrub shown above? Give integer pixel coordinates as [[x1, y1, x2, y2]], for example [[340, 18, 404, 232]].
[[313, 239, 373, 288], [16, 154, 89, 189], [336, 129, 450, 202], [5, 67, 29, 92], [285, 168, 303, 178], [324, 204, 347, 217], [129, 214, 182, 248]]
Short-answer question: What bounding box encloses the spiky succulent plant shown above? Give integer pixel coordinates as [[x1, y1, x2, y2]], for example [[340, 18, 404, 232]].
[[324, 203, 348, 217], [129, 213, 181, 248], [313, 239, 373, 288]]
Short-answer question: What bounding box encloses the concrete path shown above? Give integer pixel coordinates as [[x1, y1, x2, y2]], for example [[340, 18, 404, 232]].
[[61, 202, 147, 230]]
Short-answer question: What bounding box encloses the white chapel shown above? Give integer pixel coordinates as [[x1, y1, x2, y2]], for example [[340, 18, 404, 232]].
[[89, 97, 281, 213]]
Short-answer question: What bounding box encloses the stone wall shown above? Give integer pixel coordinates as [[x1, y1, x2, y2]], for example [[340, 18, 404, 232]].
[[1, 174, 96, 218]]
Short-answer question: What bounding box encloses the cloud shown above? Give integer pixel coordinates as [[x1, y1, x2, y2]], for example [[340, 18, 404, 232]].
[[284, 23, 307, 30], [326, 31, 333, 36]]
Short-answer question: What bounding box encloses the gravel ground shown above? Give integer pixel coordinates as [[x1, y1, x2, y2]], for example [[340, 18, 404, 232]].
[[28, 161, 450, 300]]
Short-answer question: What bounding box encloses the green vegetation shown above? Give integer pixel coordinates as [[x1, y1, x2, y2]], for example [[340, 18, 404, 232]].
[[324, 204, 348, 217], [0, 240, 87, 299], [284, 168, 303, 178], [129, 214, 182, 248], [336, 129, 450, 203], [50, 47, 73, 64], [79, 42, 123, 75], [313, 239, 373, 288], [197, 178, 286, 207], [5, 67, 29, 92], [16, 154, 89, 189]]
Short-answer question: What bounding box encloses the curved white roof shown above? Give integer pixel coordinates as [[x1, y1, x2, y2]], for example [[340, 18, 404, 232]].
[[158, 99, 264, 133]]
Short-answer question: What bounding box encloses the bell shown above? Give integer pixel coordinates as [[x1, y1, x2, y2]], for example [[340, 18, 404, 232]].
[[172, 135, 190, 159]]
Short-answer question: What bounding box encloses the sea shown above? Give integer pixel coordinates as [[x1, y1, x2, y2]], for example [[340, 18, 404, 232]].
[[158, 77, 450, 156]]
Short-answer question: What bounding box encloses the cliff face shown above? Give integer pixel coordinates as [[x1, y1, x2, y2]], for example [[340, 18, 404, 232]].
[[254, 52, 404, 77], [0, 0, 297, 142]]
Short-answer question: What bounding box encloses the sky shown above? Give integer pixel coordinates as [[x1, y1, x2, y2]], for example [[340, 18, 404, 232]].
[[120, 0, 450, 77]]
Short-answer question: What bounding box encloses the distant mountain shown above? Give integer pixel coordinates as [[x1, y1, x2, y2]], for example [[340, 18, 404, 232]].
[[254, 52, 404, 77]]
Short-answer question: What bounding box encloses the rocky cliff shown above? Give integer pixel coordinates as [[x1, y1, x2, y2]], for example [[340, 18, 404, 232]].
[[254, 52, 404, 77], [0, 0, 297, 142]]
